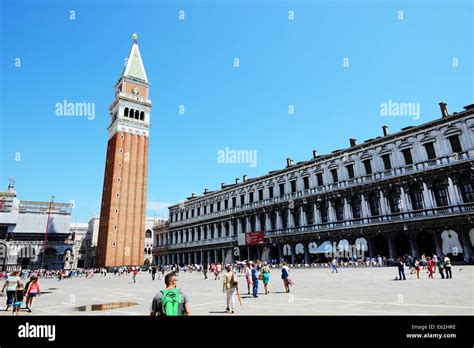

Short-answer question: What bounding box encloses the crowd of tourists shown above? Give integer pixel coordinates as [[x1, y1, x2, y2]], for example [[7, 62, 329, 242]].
[[148, 260, 295, 316], [394, 253, 454, 281]]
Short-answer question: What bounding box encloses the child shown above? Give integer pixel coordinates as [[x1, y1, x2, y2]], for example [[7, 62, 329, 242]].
[[13, 282, 25, 316]]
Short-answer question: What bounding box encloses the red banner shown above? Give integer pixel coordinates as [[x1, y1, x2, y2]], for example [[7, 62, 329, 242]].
[[245, 231, 264, 245]]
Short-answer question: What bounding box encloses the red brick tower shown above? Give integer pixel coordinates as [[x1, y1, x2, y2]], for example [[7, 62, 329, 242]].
[[96, 34, 151, 267]]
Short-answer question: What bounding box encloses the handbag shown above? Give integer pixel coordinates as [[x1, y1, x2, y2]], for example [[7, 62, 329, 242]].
[[258, 273, 263, 281]]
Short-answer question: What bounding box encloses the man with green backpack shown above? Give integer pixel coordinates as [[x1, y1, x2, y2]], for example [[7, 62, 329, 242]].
[[150, 273, 190, 316]]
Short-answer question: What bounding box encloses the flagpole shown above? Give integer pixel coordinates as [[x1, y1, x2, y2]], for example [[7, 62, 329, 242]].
[[41, 195, 54, 269]]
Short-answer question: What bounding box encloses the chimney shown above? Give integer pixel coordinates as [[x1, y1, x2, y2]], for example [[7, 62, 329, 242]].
[[439, 102, 449, 117], [204, 188, 208, 194], [286, 158, 294, 167], [243, 175, 248, 182], [349, 138, 357, 147], [221, 182, 225, 189], [235, 178, 240, 184], [382, 125, 389, 137], [312, 150, 318, 159], [191, 193, 195, 198]]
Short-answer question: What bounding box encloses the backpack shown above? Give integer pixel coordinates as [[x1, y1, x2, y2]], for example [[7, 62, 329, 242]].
[[160, 288, 183, 316]]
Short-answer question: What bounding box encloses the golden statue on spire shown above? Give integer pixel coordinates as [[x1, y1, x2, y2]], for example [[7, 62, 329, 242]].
[[132, 33, 138, 43]]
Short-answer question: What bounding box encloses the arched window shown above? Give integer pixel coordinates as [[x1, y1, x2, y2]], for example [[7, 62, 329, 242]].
[[351, 197, 361, 219], [135, 110, 139, 119], [129, 108, 134, 118], [124, 107, 129, 117], [145, 229, 152, 239], [459, 174, 474, 203], [369, 192, 380, 216], [433, 179, 449, 207], [388, 189, 401, 213], [140, 111, 144, 121], [409, 184, 424, 210]]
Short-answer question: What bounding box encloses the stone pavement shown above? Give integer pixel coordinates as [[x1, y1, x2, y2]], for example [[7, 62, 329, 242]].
[[0, 266, 472, 316]]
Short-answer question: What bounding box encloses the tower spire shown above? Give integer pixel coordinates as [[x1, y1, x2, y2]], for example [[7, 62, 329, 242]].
[[121, 34, 148, 83]]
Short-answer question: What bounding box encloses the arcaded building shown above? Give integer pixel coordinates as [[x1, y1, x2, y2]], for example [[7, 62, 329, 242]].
[[154, 103, 474, 265]]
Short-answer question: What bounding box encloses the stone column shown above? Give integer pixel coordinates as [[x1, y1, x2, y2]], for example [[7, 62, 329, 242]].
[[408, 233, 418, 258], [300, 206, 307, 226], [313, 203, 321, 225], [422, 182, 434, 209], [387, 234, 395, 259], [245, 216, 251, 233], [278, 244, 283, 263], [379, 191, 388, 216], [401, 186, 412, 212], [221, 249, 225, 263], [328, 201, 336, 222], [237, 219, 243, 234], [360, 194, 369, 218], [200, 251, 203, 264], [458, 229, 472, 259], [304, 242, 310, 264], [366, 236, 374, 258], [290, 244, 296, 264], [255, 215, 261, 231], [287, 209, 294, 228], [222, 222, 227, 237], [343, 198, 351, 222], [228, 221, 234, 236], [276, 211, 283, 229], [214, 249, 218, 263], [265, 212, 272, 231], [447, 177, 461, 205]]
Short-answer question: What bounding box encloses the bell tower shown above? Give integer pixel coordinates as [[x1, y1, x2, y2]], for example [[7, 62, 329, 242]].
[[96, 34, 151, 267]]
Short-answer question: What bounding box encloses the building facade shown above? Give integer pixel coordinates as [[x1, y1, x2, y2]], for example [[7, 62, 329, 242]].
[[68, 222, 88, 269], [0, 182, 74, 271], [96, 35, 151, 267], [154, 103, 474, 265]]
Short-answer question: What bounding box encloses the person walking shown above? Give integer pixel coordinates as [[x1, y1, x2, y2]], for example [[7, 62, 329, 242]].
[[203, 263, 208, 280], [397, 257, 406, 280], [151, 265, 157, 281], [444, 255, 452, 279], [25, 276, 41, 312], [251, 263, 259, 298], [2, 271, 20, 312], [414, 258, 421, 279], [133, 267, 138, 283], [244, 262, 252, 295], [261, 261, 270, 295], [222, 265, 238, 314], [281, 262, 291, 293], [12, 282, 25, 316], [331, 258, 338, 273], [149, 273, 190, 316], [437, 258, 445, 279], [427, 257, 435, 278]]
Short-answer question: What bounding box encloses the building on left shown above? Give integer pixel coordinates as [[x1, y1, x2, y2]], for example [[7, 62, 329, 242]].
[[0, 180, 74, 271]]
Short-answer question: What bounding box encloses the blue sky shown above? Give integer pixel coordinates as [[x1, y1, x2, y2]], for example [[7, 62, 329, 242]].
[[0, 0, 472, 222]]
